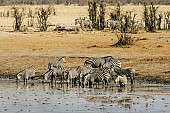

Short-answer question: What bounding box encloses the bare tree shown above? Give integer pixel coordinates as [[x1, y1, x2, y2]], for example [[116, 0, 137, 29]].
[[97, 0, 105, 30], [88, 0, 97, 28], [37, 6, 52, 31], [143, 2, 158, 32], [12, 6, 25, 31], [27, 8, 35, 27]]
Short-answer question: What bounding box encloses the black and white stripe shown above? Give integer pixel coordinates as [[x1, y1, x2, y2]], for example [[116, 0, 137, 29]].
[[16, 67, 36, 83], [113, 65, 135, 85], [102, 60, 121, 68], [48, 57, 66, 70], [84, 56, 116, 68], [83, 67, 115, 88], [47, 57, 66, 84]]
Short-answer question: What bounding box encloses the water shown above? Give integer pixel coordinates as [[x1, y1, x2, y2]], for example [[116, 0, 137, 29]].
[[0, 81, 169, 113]]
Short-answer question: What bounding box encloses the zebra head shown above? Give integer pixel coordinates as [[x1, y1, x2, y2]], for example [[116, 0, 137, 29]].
[[16, 73, 22, 83], [115, 75, 127, 87], [44, 70, 53, 81], [75, 19, 82, 25], [58, 57, 66, 63]]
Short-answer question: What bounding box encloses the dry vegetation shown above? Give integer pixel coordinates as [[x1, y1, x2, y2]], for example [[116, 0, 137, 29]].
[[0, 5, 169, 83]]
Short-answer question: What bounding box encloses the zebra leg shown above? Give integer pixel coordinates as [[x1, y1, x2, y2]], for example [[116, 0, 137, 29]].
[[130, 76, 133, 85], [51, 75, 54, 86]]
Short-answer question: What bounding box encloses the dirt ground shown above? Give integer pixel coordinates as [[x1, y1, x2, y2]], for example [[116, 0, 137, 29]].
[[0, 5, 169, 83]]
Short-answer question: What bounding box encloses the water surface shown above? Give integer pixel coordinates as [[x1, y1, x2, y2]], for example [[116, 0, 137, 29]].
[[0, 81, 169, 113]]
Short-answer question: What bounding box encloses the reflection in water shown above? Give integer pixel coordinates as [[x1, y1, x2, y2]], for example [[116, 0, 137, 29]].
[[0, 82, 169, 113]]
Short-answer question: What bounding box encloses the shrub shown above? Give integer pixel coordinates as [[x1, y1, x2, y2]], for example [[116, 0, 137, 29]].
[[143, 2, 158, 32], [115, 33, 134, 46], [37, 6, 52, 31]]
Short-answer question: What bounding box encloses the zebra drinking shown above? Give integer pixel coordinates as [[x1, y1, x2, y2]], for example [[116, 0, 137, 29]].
[[113, 65, 135, 85], [48, 57, 66, 85], [115, 75, 128, 87], [66, 67, 80, 86], [16, 67, 36, 84], [43, 69, 53, 82], [83, 67, 115, 88], [77, 65, 93, 87]]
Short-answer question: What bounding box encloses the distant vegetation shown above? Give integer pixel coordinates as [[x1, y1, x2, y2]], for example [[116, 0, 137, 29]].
[[0, 0, 170, 5]]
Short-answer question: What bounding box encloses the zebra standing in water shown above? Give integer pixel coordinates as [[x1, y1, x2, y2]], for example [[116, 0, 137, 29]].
[[113, 65, 135, 85], [83, 66, 116, 88], [48, 57, 66, 85], [115, 75, 128, 87], [77, 65, 93, 87], [84, 56, 121, 68], [66, 67, 80, 86], [16, 67, 36, 84]]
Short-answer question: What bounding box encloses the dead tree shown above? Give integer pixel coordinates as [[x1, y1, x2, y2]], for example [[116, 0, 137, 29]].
[[110, 2, 121, 21], [97, 0, 105, 30], [164, 12, 170, 30], [27, 8, 35, 27], [157, 14, 162, 30], [143, 2, 158, 32], [12, 7, 24, 31], [37, 6, 52, 31], [88, 0, 97, 28]]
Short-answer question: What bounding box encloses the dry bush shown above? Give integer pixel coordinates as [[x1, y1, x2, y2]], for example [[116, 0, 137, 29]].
[[115, 33, 134, 46], [143, 2, 158, 32], [37, 6, 52, 31]]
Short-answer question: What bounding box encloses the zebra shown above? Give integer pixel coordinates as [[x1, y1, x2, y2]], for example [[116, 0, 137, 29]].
[[76, 65, 93, 87], [83, 66, 115, 88], [75, 18, 92, 30], [48, 57, 66, 70], [102, 60, 122, 68], [115, 75, 128, 87], [106, 19, 121, 31], [16, 67, 36, 84], [51, 64, 65, 85], [113, 65, 135, 85], [84, 56, 116, 68], [66, 67, 80, 86], [43, 66, 65, 85], [43, 69, 53, 82]]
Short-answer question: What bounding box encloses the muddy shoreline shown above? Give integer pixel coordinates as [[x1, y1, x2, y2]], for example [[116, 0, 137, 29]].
[[0, 55, 170, 85]]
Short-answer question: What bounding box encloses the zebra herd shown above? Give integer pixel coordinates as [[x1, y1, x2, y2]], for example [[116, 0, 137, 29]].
[[16, 56, 135, 88]]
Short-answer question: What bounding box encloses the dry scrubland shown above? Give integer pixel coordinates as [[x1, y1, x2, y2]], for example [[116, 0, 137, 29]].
[[0, 5, 170, 83]]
